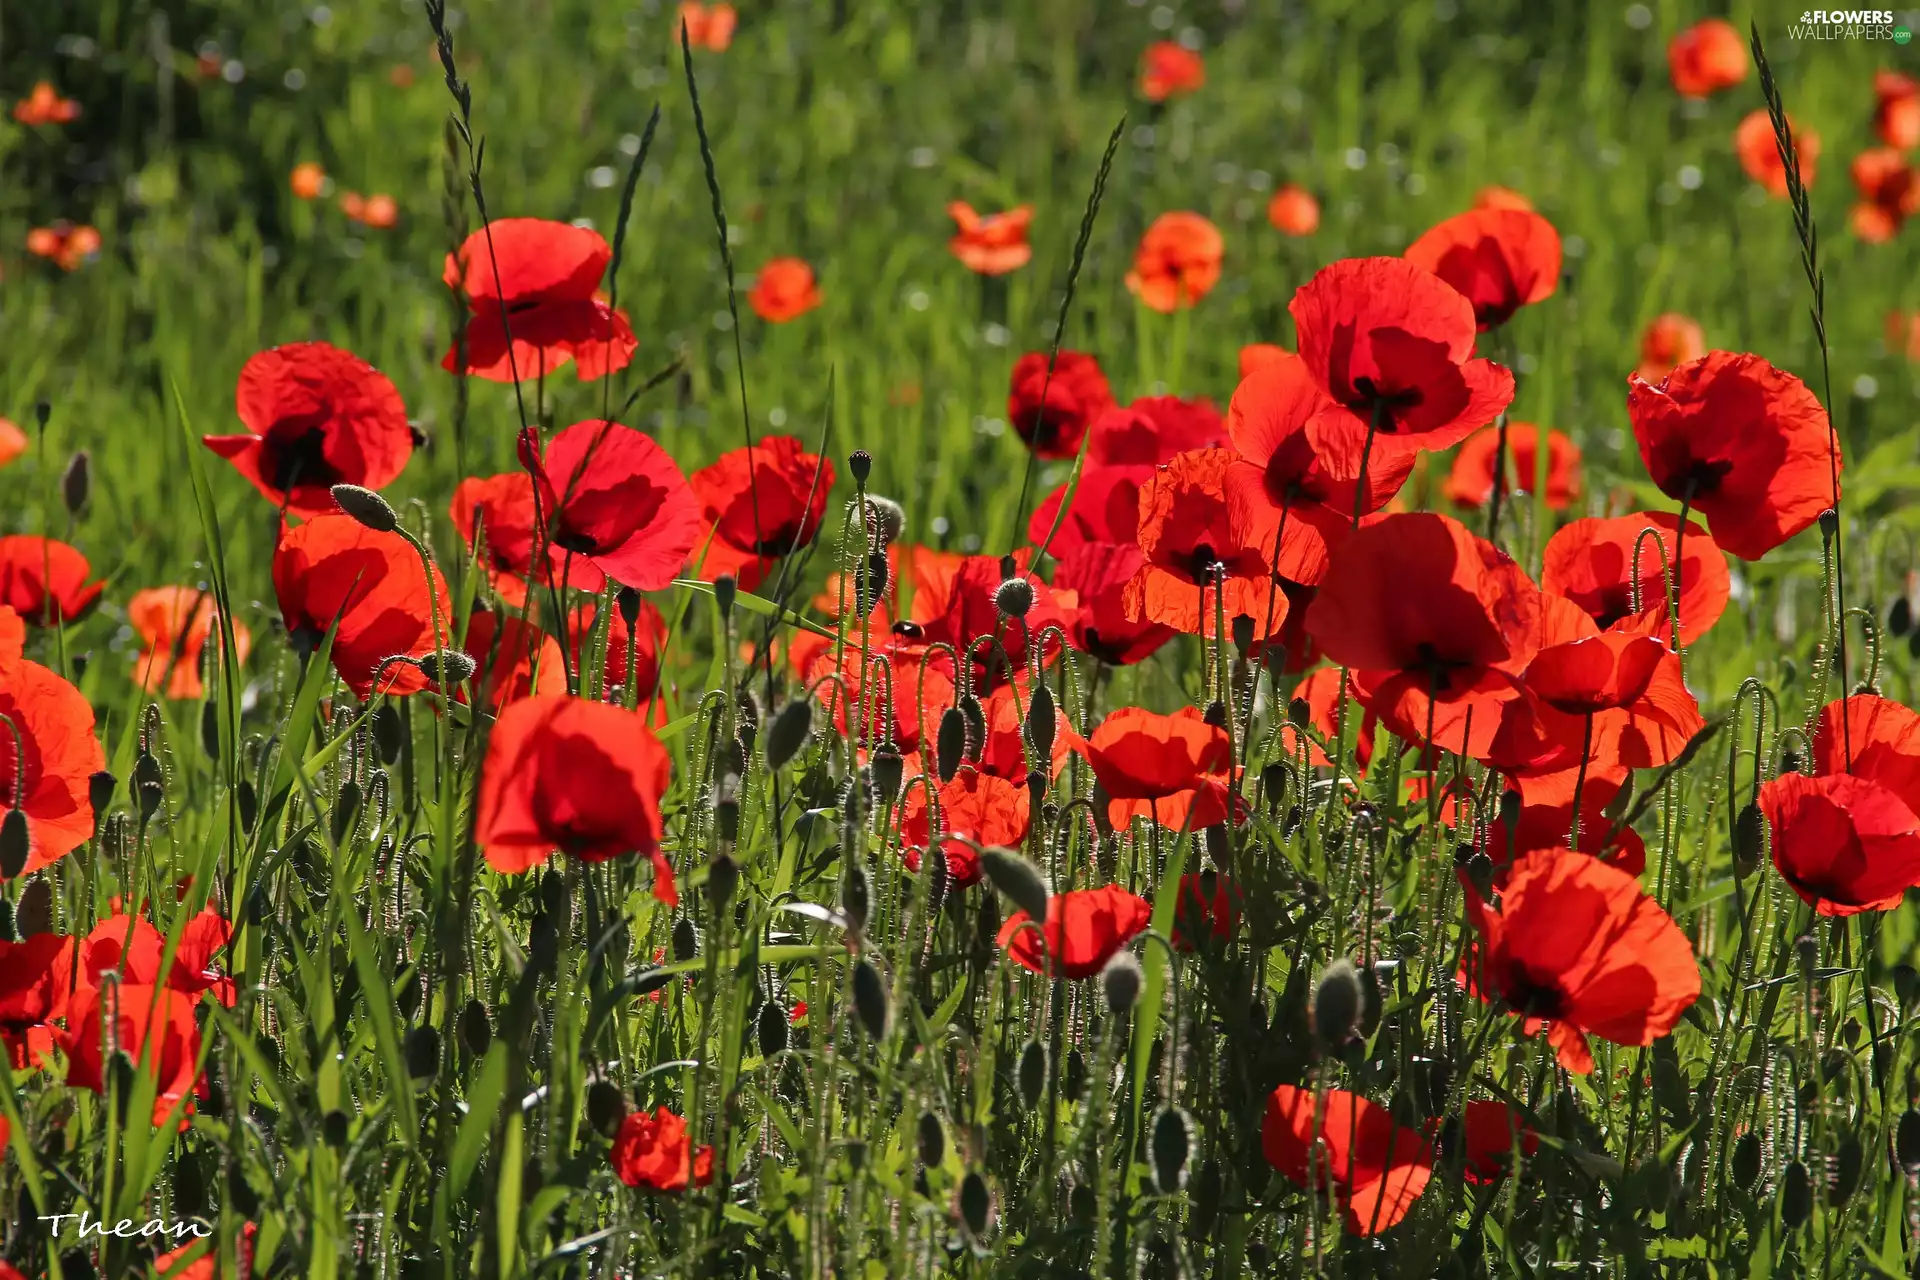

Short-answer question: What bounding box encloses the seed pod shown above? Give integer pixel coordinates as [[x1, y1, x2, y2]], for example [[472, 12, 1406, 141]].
[[88, 770, 115, 822], [848, 449, 872, 484], [1102, 951, 1143, 1014], [16, 877, 52, 936], [1830, 1132, 1863, 1205], [708, 854, 739, 909], [1464, 851, 1495, 900], [1027, 683, 1056, 762], [416, 649, 476, 685], [1016, 1040, 1048, 1110], [916, 1110, 945, 1167], [200, 699, 221, 760], [62, 450, 90, 516], [133, 751, 165, 821], [851, 957, 889, 1040], [841, 862, 871, 934], [1150, 1105, 1193, 1194], [0, 810, 27, 881], [1818, 508, 1839, 542], [404, 1025, 440, 1079], [457, 999, 492, 1056], [586, 1079, 628, 1139], [331, 484, 399, 532], [1732, 801, 1765, 878], [671, 916, 698, 962], [1890, 596, 1913, 637], [765, 699, 813, 770], [993, 576, 1033, 619], [756, 998, 790, 1058], [1780, 1159, 1812, 1227], [936, 707, 966, 783], [372, 703, 404, 764], [1312, 958, 1363, 1051], [1730, 1131, 1762, 1189], [1230, 613, 1255, 655], [956, 1170, 993, 1244], [979, 847, 1050, 924]]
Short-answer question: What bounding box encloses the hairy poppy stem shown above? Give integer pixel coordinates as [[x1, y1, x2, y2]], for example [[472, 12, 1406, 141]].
[[1485, 411, 1511, 541], [1568, 713, 1594, 853]]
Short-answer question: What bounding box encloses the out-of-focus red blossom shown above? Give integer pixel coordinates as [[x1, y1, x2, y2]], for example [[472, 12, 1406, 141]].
[[476, 695, 676, 902], [904, 547, 1064, 683], [76, 909, 235, 1006], [204, 341, 413, 516], [692, 435, 835, 573], [1450, 1101, 1539, 1186], [0, 420, 25, 469], [947, 202, 1033, 275], [0, 536, 103, 625], [1293, 665, 1378, 772], [1626, 351, 1834, 561], [899, 767, 1031, 888], [459, 609, 566, 710], [1028, 463, 1155, 554], [1403, 208, 1561, 331], [1125, 448, 1284, 641], [1084, 706, 1234, 831], [155, 1222, 259, 1280], [62, 982, 205, 1126], [1465, 848, 1700, 1074], [1007, 350, 1116, 460], [1813, 695, 1920, 809], [1089, 396, 1226, 466], [1541, 513, 1728, 646], [1636, 313, 1706, 383], [1289, 257, 1515, 458], [14, 82, 80, 125], [1474, 186, 1534, 212], [1127, 213, 1224, 313], [1139, 41, 1205, 101], [677, 1, 737, 51], [1308, 512, 1542, 758], [612, 1107, 715, 1191], [1267, 185, 1319, 236], [1172, 871, 1242, 950], [0, 648, 102, 875], [1758, 772, 1920, 915], [1483, 774, 1645, 877], [999, 884, 1152, 978], [1444, 423, 1580, 511], [535, 419, 704, 592], [290, 161, 327, 200], [807, 640, 952, 757], [1890, 310, 1920, 361], [1238, 343, 1291, 379], [129, 587, 252, 699], [26, 222, 101, 271], [1668, 18, 1749, 97], [1849, 148, 1920, 242], [574, 599, 670, 700], [1523, 629, 1704, 770], [1736, 109, 1817, 199], [748, 258, 822, 322], [0, 933, 70, 1069], [1262, 1084, 1433, 1236], [444, 218, 637, 381], [272, 514, 452, 700], [341, 192, 399, 229], [1876, 70, 1920, 149], [1053, 541, 1175, 666]]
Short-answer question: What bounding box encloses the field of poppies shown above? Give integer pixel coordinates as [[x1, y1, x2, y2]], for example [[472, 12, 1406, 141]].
[[10, 1, 1920, 1276]]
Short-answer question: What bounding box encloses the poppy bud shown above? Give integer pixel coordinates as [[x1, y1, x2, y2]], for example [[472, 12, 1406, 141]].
[[62, 450, 90, 516], [841, 862, 870, 934], [1464, 851, 1495, 899], [1830, 1132, 1863, 1206], [713, 575, 737, 623], [936, 707, 966, 783], [527, 913, 559, 973], [615, 585, 642, 630], [1732, 801, 1764, 878], [1795, 934, 1818, 981], [16, 877, 52, 937], [133, 751, 164, 821], [979, 847, 1050, 924], [1898, 1111, 1920, 1171], [993, 576, 1033, 620], [959, 694, 986, 760], [0, 810, 27, 880], [34, 401, 50, 429], [1780, 1159, 1811, 1226], [766, 698, 813, 770], [973, 891, 1000, 956], [630, 967, 674, 997], [539, 868, 572, 934], [1027, 683, 1057, 762], [1150, 1105, 1193, 1194], [457, 999, 492, 1056], [1890, 596, 1913, 638], [1818, 508, 1839, 542], [1895, 964, 1919, 1011], [1498, 789, 1523, 829], [1101, 951, 1143, 1014], [1016, 1039, 1048, 1110], [331, 483, 399, 533], [756, 997, 790, 1058], [865, 496, 905, 547], [1203, 699, 1227, 728], [88, 769, 115, 823], [1311, 958, 1363, 1051], [371, 703, 404, 765], [916, 1110, 945, 1167], [584, 1078, 628, 1139], [848, 449, 872, 484], [956, 1170, 993, 1244], [1068, 1180, 1096, 1224], [415, 649, 477, 684], [671, 916, 698, 962], [714, 796, 740, 843], [1730, 1131, 1762, 1188], [851, 956, 890, 1039], [708, 853, 739, 908], [856, 550, 890, 615], [404, 1025, 440, 1079], [1228, 611, 1256, 654]]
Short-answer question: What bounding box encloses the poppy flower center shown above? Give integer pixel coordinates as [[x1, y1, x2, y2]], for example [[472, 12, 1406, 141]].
[[1188, 543, 1224, 582], [1412, 642, 1471, 693], [1673, 457, 1733, 500], [266, 427, 343, 495], [1503, 964, 1567, 1020], [1348, 375, 1424, 431]]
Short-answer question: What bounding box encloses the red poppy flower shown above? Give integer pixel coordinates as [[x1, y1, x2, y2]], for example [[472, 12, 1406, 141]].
[[203, 342, 413, 517], [998, 884, 1152, 979], [1759, 772, 1920, 915], [1736, 110, 1818, 199], [1139, 41, 1205, 101], [1466, 848, 1700, 1074], [677, 1, 737, 51], [613, 1106, 715, 1191], [342, 192, 400, 229], [0, 536, 103, 624], [0, 419, 25, 470], [1541, 513, 1728, 646], [0, 933, 72, 1068], [155, 1223, 259, 1280], [1084, 706, 1233, 831], [1668, 18, 1749, 97], [1261, 1084, 1433, 1236], [976, 681, 1081, 782], [62, 982, 205, 1123], [1289, 257, 1515, 456], [453, 472, 547, 607], [1125, 448, 1284, 642], [1239, 343, 1292, 379], [1053, 541, 1175, 666], [1307, 513, 1542, 757], [1892, 311, 1920, 361], [1028, 464, 1156, 555], [1403, 209, 1561, 332], [0, 657, 106, 875], [1221, 356, 1413, 587], [1849, 148, 1920, 243], [1813, 695, 1920, 808], [692, 435, 835, 564], [273, 515, 453, 700], [475, 695, 676, 902], [12, 82, 80, 126], [948, 202, 1033, 276], [1444, 423, 1579, 511], [1267, 185, 1319, 236], [538, 420, 704, 592], [1126, 213, 1224, 313], [899, 767, 1030, 888], [1089, 396, 1226, 466], [574, 600, 670, 701], [904, 547, 1065, 684], [1626, 351, 1834, 561], [1172, 871, 1242, 950], [1523, 630, 1704, 771], [290, 161, 327, 200], [129, 587, 253, 700], [1876, 69, 1920, 149], [807, 640, 952, 757], [1475, 186, 1534, 212], [76, 909, 235, 1006], [459, 609, 567, 710], [748, 258, 822, 323], [1636, 313, 1706, 383], [1450, 1100, 1538, 1186], [1482, 774, 1645, 877], [1007, 351, 1116, 460], [1293, 665, 1378, 772], [443, 218, 636, 381], [26, 223, 101, 272]]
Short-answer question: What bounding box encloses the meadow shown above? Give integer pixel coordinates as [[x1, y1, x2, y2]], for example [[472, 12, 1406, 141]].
[[4, 0, 1920, 1276]]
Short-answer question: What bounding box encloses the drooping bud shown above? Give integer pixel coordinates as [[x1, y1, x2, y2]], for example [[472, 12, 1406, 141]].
[[866, 495, 905, 546], [1016, 1040, 1048, 1110], [1311, 958, 1363, 1051], [956, 1170, 993, 1245], [331, 484, 399, 533], [133, 751, 165, 821], [756, 997, 790, 1058], [586, 1079, 628, 1139], [1780, 1159, 1812, 1226], [457, 999, 493, 1056], [1891, 596, 1914, 638], [1730, 1131, 1762, 1189], [869, 749, 904, 805], [765, 699, 813, 770], [1101, 951, 1143, 1014], [936, 707, 966, 783], [372, 704, 404, 765], [1732, 801, 1765, 878], [851, 956, 890, 1039], [979, 847, 1050, 924], [840, 862, 871, 934], [1150, 1105, 1194, 1194], [416, 649, 477, 685], [617, 585, 642, 629], [708, 853, 739, 908], [404, 1025, 440, 1079], [88, 770, 115, 823], [916, 1110, 946, 1167], [993, 576, 1033, 620], [671, 916, 698, 962], [16, 877, 52, 936], [0, 809, 28, 880], [62, 450, 90, 516], [713, 574, 737, 623], [1027, 683, 1056, 762]]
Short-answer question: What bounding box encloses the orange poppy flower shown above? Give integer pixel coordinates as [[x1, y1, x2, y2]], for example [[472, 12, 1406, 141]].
[[1889, 311, 1920, 361], [290, 162, 327, 200], [748, 257, 822, 322], [1668, 18, 1749, 98], [341, 191, 398, 228], [129, 587, 253, 700], [1053, 541, 1175, 667], [677, 2, 737, 52], [1813, 694, 1920, 808], [1266, 185, 1319, 236], [1524, 628, 1705, 771], [1876, 69, 1920, 150], [62, 983, 206, 1127], [459, 609, 566, 711], [1759, 772, 1920, 916], [1262, 1085, 1433, 1236], [1444, 422, 1580, 511], [0, 420, 26, 470], [947, 202, 1034, 275], [1139, 41, 1205, 102], [1850, 148, 1920, 243], [1474, 185, 1534, 212], [1736, 109, 1817, 199], [26, 223, 101, 272], [0, 933, 71, 1070], [1084, 706, 1235, 832], [1125, 213, 1223, 313], [12, 82, 79, 126], [1635, 313, 1705, 382]]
